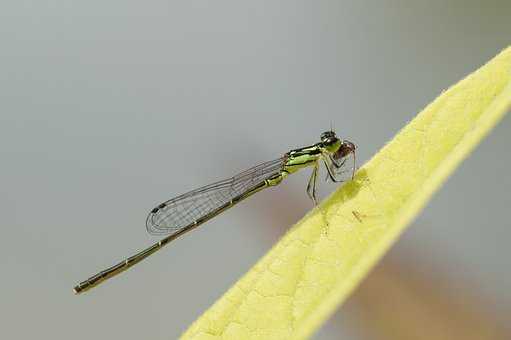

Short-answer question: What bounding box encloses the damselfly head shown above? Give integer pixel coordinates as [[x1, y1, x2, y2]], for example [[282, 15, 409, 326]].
[[320, 130, 337, 142]]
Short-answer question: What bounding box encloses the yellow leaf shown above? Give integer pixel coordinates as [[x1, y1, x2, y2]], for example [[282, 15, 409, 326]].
[[181, 47, 511, 340]]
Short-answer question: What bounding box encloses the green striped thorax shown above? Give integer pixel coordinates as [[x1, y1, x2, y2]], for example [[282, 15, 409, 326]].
[[281, 131, 356, 177]]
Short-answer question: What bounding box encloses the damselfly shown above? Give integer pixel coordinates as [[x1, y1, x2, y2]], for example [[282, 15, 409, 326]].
[[74, 131, 356, 294]]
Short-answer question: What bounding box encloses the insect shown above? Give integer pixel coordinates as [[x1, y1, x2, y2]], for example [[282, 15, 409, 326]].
[[73, 131, 356, 294]]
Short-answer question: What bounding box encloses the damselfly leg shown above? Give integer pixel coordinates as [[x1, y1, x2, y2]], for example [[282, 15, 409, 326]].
[[306, 162, 319, 205]]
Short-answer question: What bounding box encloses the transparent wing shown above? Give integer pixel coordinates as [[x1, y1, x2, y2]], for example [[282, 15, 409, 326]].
[[146, 157, 286, 235], [328, 150, 356, 182]]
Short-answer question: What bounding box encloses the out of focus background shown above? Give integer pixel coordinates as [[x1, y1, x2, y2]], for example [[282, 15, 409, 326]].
[[1, 2, 510, 339]]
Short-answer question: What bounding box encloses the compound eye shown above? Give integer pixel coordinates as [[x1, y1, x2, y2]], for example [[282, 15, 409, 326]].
[[320, 131, 336, 142], [325, 137, 336, 145]]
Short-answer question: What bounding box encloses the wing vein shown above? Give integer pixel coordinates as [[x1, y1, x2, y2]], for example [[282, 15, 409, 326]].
[[146, 157, 286, 235]]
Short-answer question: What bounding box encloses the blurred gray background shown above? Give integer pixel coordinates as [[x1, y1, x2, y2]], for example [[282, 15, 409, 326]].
[[1, 1, 510, 339]]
